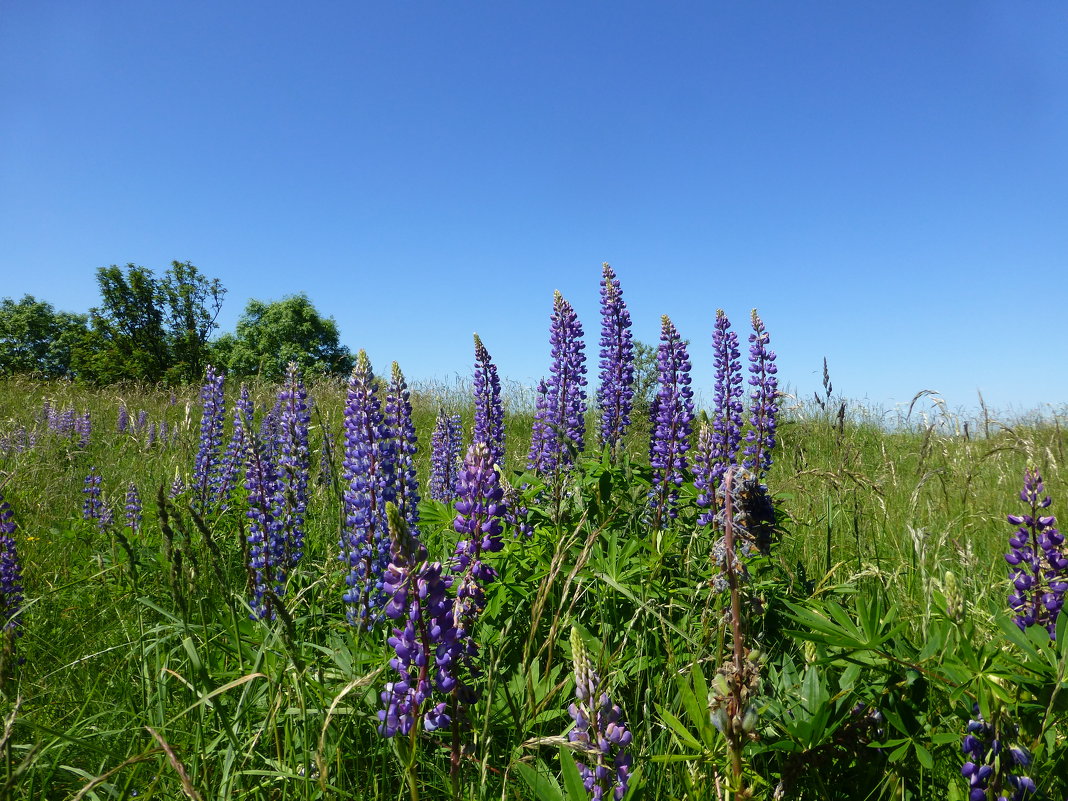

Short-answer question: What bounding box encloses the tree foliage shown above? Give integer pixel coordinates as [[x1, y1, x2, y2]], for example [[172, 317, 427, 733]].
[[73, 262, 225, 384], [0, 295, 88, 378], [212, 293, 353, 381]]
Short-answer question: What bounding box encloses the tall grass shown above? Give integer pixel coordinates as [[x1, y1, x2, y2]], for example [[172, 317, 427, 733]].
[[0, 374, 1064, 800]]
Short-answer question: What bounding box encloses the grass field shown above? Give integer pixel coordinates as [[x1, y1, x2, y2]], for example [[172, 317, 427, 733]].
[[0, 370, 1065, 801]]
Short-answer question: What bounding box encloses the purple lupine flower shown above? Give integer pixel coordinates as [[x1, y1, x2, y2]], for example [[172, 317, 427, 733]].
[[567, 627, 632, 801], [546, 291, 587, 468], [711, 310, 744, 479], [158, 420, 170, 447], [960, 705, 1035, 801], [169, 472, 185, 499], [648, 316, 695, 527], [244, 428, 287, 620], [124, 482, 142, 538], [258, 399, 282, 464], [277, 363, 311, 569], [83, 467, 104, 523], [75, 411, 91, 449], [385, 362, 420, 530], [596, 263, 635, 457], [215, 383, 253, 511], [377, 504, 453, 737], [1006, 468, 1067, 639], [445, 441, 507, 704], [693, 422, 718, 528], [192, 365, 226, 513], [117, 403, 130, 434], [0, 493, 25, 637], [146, 422, 158, 448], [472, 334, 506, 470], [429, 411, 464, 502], [134, 409, 149, 435], [527, 378, 556, 474], [339, 351, 395, 627], [742, 310, 778, 479]]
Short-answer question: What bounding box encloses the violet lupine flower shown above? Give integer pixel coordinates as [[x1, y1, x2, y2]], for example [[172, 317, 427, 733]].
[[693, 421, 718, 527], [1006, 468, 1067, 638], [596, 263, 635, 457], [527, 378, 556, 474], [429, 411, 464, 503], [711, 310, 745, 479], [83, 467, 104, 523], [648, 316, 695, 527], [277, 363, 311, 569], [75, 411, 91, 449], [244, 430, 287, 620], [961, 705, 1035, 801], [446, 441, 507, 704], [215, 384, 254, 511], [0, 493, 25, 637], [146, 422, 158, 448], [339, 351, 395, 627], [134, 409, 149, 435], [377, 504, 453, 737], [117, 403, 130, 434], [546, 291, 588, 469], [192, 366, 226, 513], [125, 483, 142, 538], [567, 627, 632, 801], [169, 472, 185, 499], [158, 420, 170, 446], [385, 362, 420, 530], [742, 310, 778, 479], [472, 334, 506, 470]]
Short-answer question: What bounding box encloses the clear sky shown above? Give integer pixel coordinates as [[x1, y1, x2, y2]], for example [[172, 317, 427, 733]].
[[2, 2, 1066, 418]]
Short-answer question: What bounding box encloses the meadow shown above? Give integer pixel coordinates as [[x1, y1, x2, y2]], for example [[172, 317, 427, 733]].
[[0, 289, 1065, 801]]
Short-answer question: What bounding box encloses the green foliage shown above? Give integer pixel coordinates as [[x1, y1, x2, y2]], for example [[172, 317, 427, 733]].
[[213, 294, 353, 381], [0, 295, 87, 378], [72, 261, 225, 384], [0, 379, 1065, 800]]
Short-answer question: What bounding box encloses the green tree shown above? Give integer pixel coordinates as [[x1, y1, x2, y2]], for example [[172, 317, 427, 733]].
[[73, 262, 225, 384], [214, 294, 353, 381], [0, 295, 88, 378]]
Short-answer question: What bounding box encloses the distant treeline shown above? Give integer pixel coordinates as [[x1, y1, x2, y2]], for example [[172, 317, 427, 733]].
[[0, 262, 352, 384]]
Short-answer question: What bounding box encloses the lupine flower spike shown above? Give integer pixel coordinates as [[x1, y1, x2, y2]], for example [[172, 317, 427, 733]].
[[961, 704, 1035, 801], [385, 362, 420, 530], [430, 411, 464, 503], [192, 365, 226, 514], [339, 351, 395, 627], [547, 291, 588, 468], [648, 315, 695, 528], [743, 310, 778, 479], [597, 263, 635, 458], [711, 310, 744, 476], [472, 334, 506, 470], [377, 504, 453, 738], [1006, 468, 1067, 638], [0, 493, 25, 637], [125, 483, 142, 538], [277, 362, 311, 569], [567, 627, 632, 801]]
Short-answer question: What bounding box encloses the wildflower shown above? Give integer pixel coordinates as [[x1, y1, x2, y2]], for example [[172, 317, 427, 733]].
[[83, 467, 105, 523], [277, 363, 311, 568], [742, 310, 778, 479], [0, 493, 24, 636], [192, 365, 226, 513], [527, 378, 555, 474], [377, 504, 453, 737], [125, 483, 142, 538], [648, 315, 695, 527], [429, 411, 463, 502], [567, 627, 632, 801], [472, 334, 506, 470], [385, 362, 420, 530], [339, 351, 395, 627], [547, 291, 587, 468], [711, 310, 744, 477], [960, 705, 1035, 801], [597, 263, 635, 457], [1006, 468, 1067, 638], [117, 403, 130, 434], [244, 428, 286, 620]]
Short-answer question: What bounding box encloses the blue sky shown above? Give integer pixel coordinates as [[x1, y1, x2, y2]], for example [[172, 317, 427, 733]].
[[2, 2, 1066, 417]]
